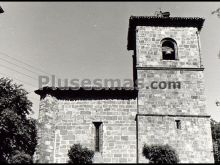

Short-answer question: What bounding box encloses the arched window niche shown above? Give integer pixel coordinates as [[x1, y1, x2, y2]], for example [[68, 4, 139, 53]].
[[161, 38, 178, 60]]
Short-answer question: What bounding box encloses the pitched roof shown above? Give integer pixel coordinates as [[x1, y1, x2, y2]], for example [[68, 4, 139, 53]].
[[127, 16, 205, 50], [35, 86, 138, 100]]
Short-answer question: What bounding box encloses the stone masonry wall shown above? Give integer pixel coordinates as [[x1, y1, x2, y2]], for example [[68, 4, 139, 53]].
[[34, 95, 59, 163], [136, 26, 201, 68], [137, 69, 207, 115], [136, 69, 214, 163], [135, 26, 214, 163], [138, 116, 214, 163], [36, 95, 137, 163], [35, 23, 214, 164]]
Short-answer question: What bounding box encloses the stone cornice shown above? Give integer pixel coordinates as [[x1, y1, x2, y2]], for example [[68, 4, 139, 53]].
[[136, 67, 204, 71], [136, 113, 210, 118], [35, 86, 138, 100]]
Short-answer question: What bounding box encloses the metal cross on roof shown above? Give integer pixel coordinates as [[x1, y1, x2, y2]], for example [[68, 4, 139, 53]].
[[212, 8, 220, 18], [154, 9, 170, 17]]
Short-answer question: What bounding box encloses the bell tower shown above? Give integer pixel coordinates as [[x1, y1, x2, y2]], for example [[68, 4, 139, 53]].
[[127, 12, 214, 163]]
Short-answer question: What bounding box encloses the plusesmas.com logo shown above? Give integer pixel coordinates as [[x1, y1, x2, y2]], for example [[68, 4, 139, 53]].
[[38, 75, 181, 90], [145, 81, 181, 89]]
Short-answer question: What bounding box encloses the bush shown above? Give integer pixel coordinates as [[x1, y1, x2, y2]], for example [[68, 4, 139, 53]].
[[68, 144, 94, 164], [9, 151, 33, 164], [142, 144, 179, 164]]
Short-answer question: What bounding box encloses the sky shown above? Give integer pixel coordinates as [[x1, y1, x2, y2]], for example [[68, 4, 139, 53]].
[[0, 2, 220, 121]]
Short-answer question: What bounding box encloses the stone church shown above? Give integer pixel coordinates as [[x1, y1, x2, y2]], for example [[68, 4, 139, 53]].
[[34, 13, 214, 163]]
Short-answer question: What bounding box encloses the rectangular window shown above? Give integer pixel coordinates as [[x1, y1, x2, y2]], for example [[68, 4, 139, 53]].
[[175, 120, 181, 129], [93, 122, 102, 152]]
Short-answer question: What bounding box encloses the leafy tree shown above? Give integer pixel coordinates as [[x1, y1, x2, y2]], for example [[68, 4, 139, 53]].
[[0, 77, 37, 162], [8, 151, 33, 164], [142, 144, 179, 164], [68, 144, 94, 164], [211, 119, 220, 163]]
